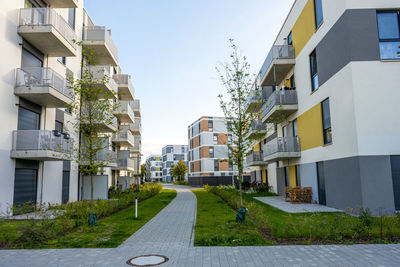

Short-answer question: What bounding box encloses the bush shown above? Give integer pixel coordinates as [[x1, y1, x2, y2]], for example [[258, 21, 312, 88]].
[[254, 184, 273, 193], [173, 180, 188, 185]]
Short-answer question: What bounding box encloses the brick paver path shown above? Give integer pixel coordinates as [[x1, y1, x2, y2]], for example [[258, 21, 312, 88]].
[[1, 184, 400, 266]]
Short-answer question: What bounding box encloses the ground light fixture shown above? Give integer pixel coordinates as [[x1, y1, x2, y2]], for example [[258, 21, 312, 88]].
[[126, 255, 169, 266]]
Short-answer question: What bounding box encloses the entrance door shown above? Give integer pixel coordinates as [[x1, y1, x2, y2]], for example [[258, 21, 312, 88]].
[[62, 171, 70, 204], [317, 162, 326, 205], [391, 156, 400, 210], [13, 168, 38, 212]]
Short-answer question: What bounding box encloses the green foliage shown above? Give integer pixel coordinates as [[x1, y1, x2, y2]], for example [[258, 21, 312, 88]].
[[169, 159, 188, 182], [254, 184, 274, 194], [173, 180, 188, 185]]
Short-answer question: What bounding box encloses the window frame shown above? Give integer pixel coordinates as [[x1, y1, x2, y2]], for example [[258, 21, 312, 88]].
[[376, 10, 400, 60], [314, 0, 324, 29], [209, 146, 214, 158], [310, 49, 319, 92], [321, 98, 332, 145], [208, 120, 213, 132]]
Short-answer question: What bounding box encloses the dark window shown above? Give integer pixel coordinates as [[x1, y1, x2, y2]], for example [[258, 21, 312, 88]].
[[314, 0, 324, 29], [295, 165, 301, 187], [229, 161, 233, 171], [18, 107, 40, 130], [208, 120, 213, 131], [293, 119, 298, 137], [214, 160, 219, 171], [62, 171, 70, 204], [209, 147, 214, 158], [13, 168, 38, 212], [55, 120, 63, 132], [391, 156, 400, 210], [228, 134, 232, 145], [310, 50, 319, 92], [287, 31, 293, 45], [166, 147, 173, 154], [21, 48, 42, 68], [321, 98, 332, 144], [290, 75, 295, 88], [213, 134, 218, 145], [57, 57, 66, 65], [68, 8, 75, 29], [317, 162, 326, 205], [377, 11, 400, 60], [282, 125, 288, 137]]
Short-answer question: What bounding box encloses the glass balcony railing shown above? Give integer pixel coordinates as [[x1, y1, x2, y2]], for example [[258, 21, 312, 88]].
[[12, 130, 74, 154], [113, 74, 135, 96], [113, 129, 134, 145], [262, 90, 298, 119], [83, 26, 119, 62], [379, 41, 400, 60], [263, 136, 300, 158], [259, 45, 294, 83], [87, 65, 118, 94], [251, 120, 266, 132], [15, 67, 74, 100], [246, 151, 264, 164], [19, 8, 77, 49]]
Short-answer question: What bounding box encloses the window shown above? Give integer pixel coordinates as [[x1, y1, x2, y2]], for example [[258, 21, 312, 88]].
[[377, 11, 400, 60], [282, 125, 288, 137], [55, 120, 63, 132], [68, 8, 75, 29], [208, 120, 213, 131], [290, 75, 295, 88], [181, 146, 185, 153], [214, 160, 219, 171], [166, 147, 173, 153], [314, 0, 324, 29], [57, 57, 66, 65], [293, 119, 298, 137], [228, 134, 232, 145], [287, 31, 293, 45], [321, 98, 332, 144], [18, 107, 40, 130], [229, 161, 233, 171], [213, 133, 218, 145], [310, 50, 319, 92], [209, 147, 214, 158], [227, 121, 232, 132]]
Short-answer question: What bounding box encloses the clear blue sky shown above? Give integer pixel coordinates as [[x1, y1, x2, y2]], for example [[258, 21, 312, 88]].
[[84, 0, 295, 162]]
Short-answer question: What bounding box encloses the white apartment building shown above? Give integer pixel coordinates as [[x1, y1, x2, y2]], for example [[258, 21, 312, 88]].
[[161, 145, 188, 182], [0, 0, 141, 215], [245, 0, 400, 215], [145, 155, 163, 182]]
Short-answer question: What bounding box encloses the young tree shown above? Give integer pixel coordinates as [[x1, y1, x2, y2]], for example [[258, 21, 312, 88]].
[[140, 164, 146, 181], [170, 159, 188, 182], [217, 39, 259, 207], [67, 43, 118, 225]]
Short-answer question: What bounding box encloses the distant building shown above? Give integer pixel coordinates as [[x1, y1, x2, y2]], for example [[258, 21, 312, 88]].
[[145, 155, 163, 182], [161, 145, 188, 182]]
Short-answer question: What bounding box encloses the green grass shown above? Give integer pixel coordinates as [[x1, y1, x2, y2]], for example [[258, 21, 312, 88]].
[[208, 186, 400, 245], [192, 189, 274, 246], [1, 189, 176, 249]]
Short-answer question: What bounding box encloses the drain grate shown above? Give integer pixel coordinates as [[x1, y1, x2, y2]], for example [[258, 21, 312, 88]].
[[126, 255, 169, 266]]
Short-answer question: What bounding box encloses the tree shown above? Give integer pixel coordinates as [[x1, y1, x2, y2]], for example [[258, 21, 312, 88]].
[[140, 164, 146, 181], [67, 42, 119, 225], [170, 159, 188, 182], [217, 39, 259, 207]]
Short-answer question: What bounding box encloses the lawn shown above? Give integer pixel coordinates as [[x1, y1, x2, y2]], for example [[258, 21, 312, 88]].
[[0, 189, 176, 249], [208, 186, 400, 245], [192, 189, 274, 246]]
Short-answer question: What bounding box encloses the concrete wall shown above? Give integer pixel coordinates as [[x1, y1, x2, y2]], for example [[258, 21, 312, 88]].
[[299, 163, 319, 203], [82, 175, 109, 200]]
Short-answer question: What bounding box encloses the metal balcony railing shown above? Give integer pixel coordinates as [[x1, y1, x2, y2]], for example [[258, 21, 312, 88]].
[[87, 65, 118, 94], [19, 8, 77, 49], [263, 136, 300, 157], [12, 130, 74, 154], [251, 120, 266, 131], [259, 45, 294, 83], [132, 100, 140, 110], [131, 117, 142, 132], [83, 26, 118, 61], [262, 90, 298, 118], [113, 74, 134, 92], [113, 129, 134, 144], [246, 151, 264, 164], [95, 149, 116, 162], [116, 158, 135, 169], [15, 67, 74, 100], [116, 100, 134, 115]]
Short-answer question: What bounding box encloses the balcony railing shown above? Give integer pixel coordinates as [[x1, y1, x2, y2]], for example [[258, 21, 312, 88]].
[[19, 8, 77, 49], [112, 74, 135, 99], [246, 151, 265, 165], [112, 129, 135, 145], [116, 158, 136, 170], [130, 117, 142, 133], [15, 67, 74, 100], [87, 65, 118, 94], [116, 100, 134, 116], [262, 90, 298, 119], [12, 130, 73, 154], [251, 120, 266, 131], [259, 45, 294, 83], [132, 100, 140, 110], [83, 26, 118, 62], [263, 136, 300, 160], [95, 149, 116, 162]]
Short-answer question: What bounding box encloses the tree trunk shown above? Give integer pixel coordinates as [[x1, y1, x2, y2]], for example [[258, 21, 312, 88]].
[[90, 174, 94, 213], [239, 166, 243, 207]]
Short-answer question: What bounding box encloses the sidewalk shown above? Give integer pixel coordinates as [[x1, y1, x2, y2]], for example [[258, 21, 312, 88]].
[[0, 184, 400, 266]]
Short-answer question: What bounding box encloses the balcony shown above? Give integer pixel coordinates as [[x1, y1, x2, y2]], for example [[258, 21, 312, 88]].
[[112, 128, 135, 147], [112, 150, 135, 172], [15, 67, 74, 108], [11, 130, 73, 161], [259, 45, 295, 86], [246, 151, 267, 167], [247, 120, 267, 139], [245, 86, 275, 113], [80, 138, 117, 167], [130, 137, 141, 153], [85, 65, 118, 98], [131, 99, 141, 117], [43, 0, 78, 8], [113, 74, 135, 100], [18, 8, 77, 57], [263, 136, 300, 162], [82, 26, 118, 66], [261, 90, 298, 123], [81, 108, 118, 133], [128, 117, 142, 135], [114, 101, 135, 124]]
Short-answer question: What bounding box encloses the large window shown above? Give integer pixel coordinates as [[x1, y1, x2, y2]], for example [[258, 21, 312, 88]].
[[208, 120, 213, 131], [293, 119, 298, 137], [310, 50, 319, 92], [314, 0, 324, 29], [209, 147, 214, 158], [214, 160, 219, 171], [377, 11, 400, 60], [68, 8, 75, 29], [321, 98, 332, 145], [287, 31, 293, 45], [213, 133, 218, 145]]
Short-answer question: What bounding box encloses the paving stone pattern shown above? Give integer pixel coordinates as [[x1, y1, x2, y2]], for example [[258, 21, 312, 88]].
[[254, 196, 343, 213], [1, 184, 400, 266]]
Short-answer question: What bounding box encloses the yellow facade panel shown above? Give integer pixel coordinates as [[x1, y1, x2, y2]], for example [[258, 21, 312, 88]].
[[297, 103, 324, 151], [253, 144, 260, 152], [292, 0, 316, 57], [262, 169, 267, 184], [289, 165, 297, 187]]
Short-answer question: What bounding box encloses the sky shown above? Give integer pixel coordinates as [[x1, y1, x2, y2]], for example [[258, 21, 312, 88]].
[[84, 0, 295, 163]]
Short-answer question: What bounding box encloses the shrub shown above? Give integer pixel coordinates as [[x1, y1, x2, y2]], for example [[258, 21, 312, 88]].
[[173, 180, 188, 185]]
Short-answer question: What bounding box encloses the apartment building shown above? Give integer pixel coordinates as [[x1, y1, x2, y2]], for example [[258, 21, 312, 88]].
[[145, 155, 163, 182], [187, 116, 243, 186], [0, 0, 141, 215], [161, 145, 188, 182], [245, 0, 400, 214]]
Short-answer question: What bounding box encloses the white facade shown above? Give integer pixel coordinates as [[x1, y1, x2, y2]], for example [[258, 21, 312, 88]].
[[161, 145, 188, 182], [145, 155, 163, 182]]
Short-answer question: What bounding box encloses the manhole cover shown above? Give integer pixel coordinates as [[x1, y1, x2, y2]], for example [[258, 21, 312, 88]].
[[126, 255, 169, 266]]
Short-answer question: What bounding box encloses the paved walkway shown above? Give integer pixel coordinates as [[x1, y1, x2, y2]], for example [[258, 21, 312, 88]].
[[255, 196, 343, 213], [1, 184, 400, 266]]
